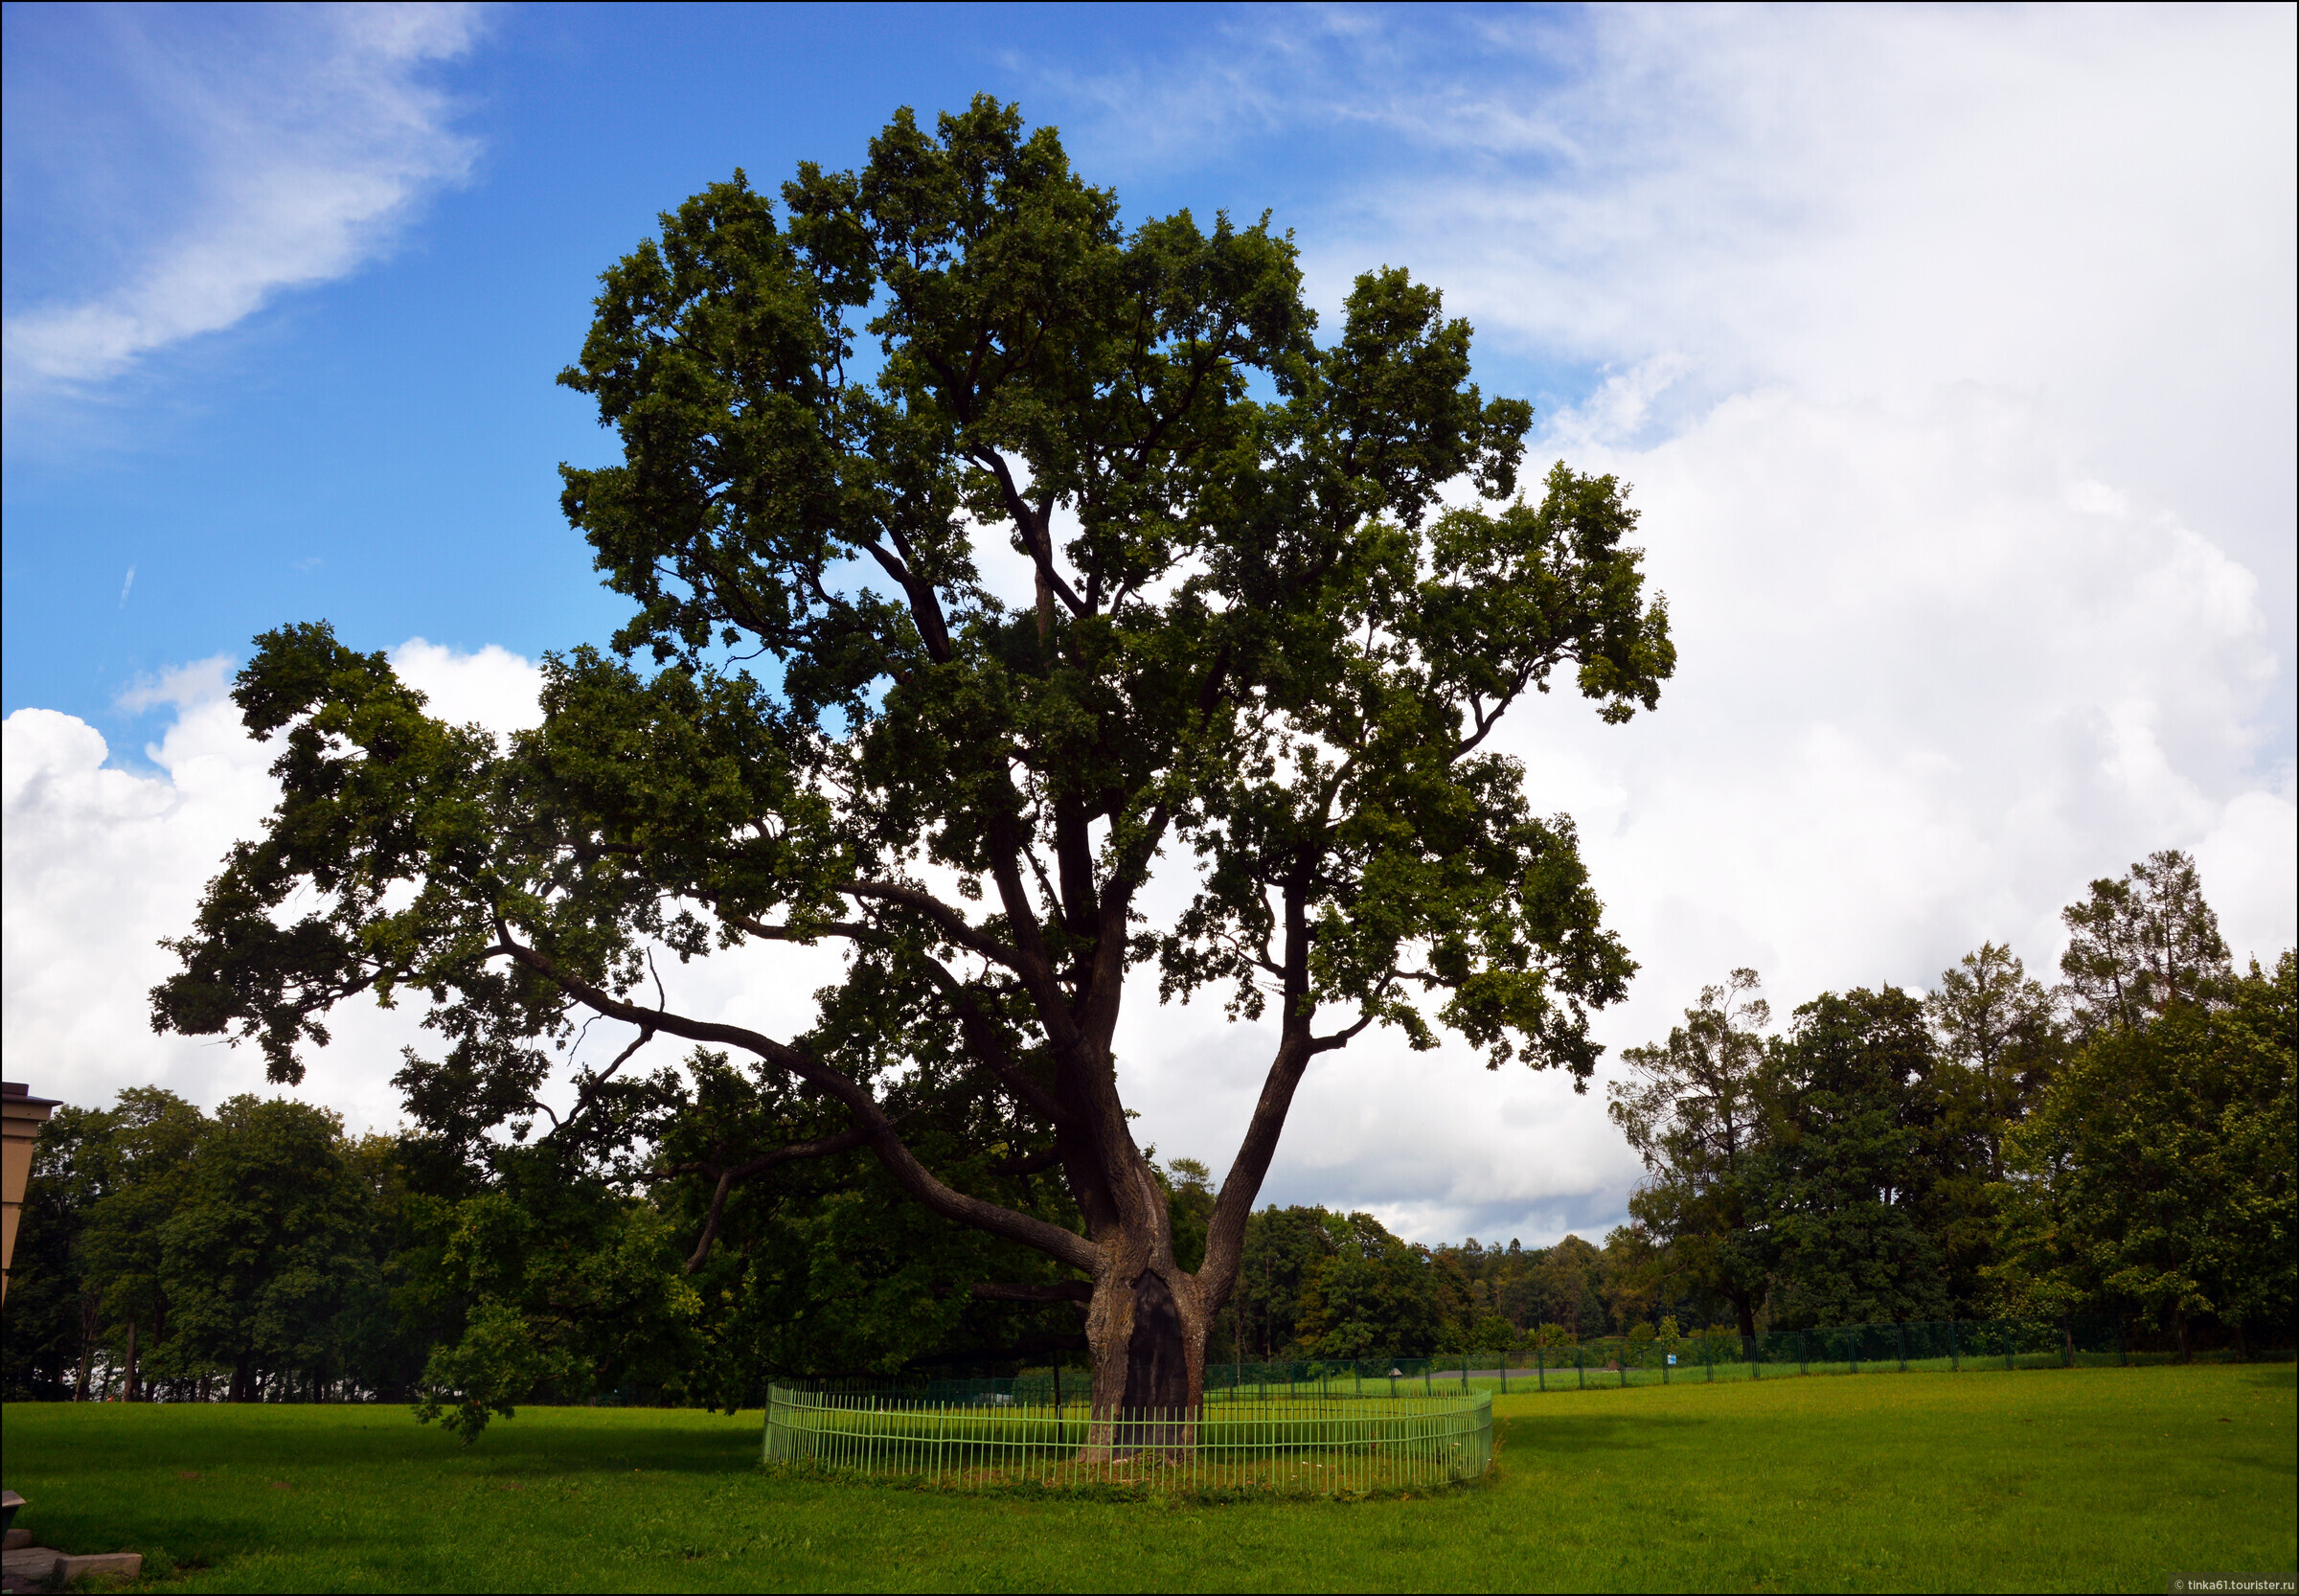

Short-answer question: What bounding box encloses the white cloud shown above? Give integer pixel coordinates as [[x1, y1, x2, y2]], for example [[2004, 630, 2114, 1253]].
[[6, 9, 2290, 1253], [3, 3, 482, 398], [3, 636, 854, 1136], [3, 639, 530, 1131], [1053, 7, 2298, 1242], [390, 637, 545, 740], [1135, 361, 2292, 1248]]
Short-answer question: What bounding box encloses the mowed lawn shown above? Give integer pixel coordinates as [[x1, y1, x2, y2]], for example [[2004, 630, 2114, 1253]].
[[4, 1363, 2290, 1593]]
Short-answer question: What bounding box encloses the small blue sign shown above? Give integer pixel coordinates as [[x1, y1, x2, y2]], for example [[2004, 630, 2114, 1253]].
[[1666, 1354, 1677, 1365]]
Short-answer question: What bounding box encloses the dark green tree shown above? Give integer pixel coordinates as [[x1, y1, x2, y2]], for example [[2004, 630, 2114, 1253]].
[[150, 98, 1671, 1422], [1995, 951, 2295, 1354], [1158, 1157, 1215, 1276], [80, 1087, 207, 1400], [1293, 1232, 1441, 1358], [1528, 1233, 1608, 1339], [156, 1095, 386, 1402], [1608, 970, 1774, 1345], [1227, 1206, 1352, 1361], [1924, 942, 2063, 1180], [2059, 849, 2232, 1040], [1759, 987, 1956, 1328]]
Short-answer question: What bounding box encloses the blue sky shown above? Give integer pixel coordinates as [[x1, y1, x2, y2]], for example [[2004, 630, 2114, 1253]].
[[7, 3, 2293, 1244], [4, 4, 1604, 748]]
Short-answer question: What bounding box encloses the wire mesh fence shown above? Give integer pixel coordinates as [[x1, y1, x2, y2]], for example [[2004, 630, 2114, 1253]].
[[872, 1315, 2276, 1413], [1192, 1315, 2224, 1397], [763, 1382, 1492, 1494]]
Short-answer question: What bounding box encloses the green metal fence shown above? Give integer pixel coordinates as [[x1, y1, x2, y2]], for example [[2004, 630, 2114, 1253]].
[[879, 1316, 2266, 1410], [1184, 1315, 2225, 1397], [763, 1383, 1492, 1494]]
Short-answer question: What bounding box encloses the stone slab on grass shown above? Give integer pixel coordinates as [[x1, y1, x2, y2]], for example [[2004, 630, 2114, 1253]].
[[0, 1547, 55, 1585], [57, 1552, 144, 1586], [2, 1547, 144, 1588]]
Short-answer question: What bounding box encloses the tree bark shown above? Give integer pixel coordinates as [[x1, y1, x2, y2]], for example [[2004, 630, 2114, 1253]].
[[75, 1290, 99, 1401], [1081, 1257, 1208, 1459], [123, 1316, 140, 1402]]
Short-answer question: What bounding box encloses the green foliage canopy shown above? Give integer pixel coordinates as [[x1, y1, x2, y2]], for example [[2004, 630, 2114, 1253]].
[[148, 96, 1673, 1417]]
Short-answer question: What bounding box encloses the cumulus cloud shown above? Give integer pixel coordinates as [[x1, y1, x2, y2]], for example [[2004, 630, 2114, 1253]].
[[1060, 7, 2299, 1243], [1, 639, 539, 1133], [1119, 376, 2291, 1244], [6, 9, 2290, 1251], [3, 3, 482, 399], [3, 637, 849, 1135]]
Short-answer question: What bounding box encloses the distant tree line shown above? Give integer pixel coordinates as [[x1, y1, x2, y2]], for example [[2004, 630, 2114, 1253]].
[[5, 849, 2288, 1408], [1609, 850, 2292, 1359]]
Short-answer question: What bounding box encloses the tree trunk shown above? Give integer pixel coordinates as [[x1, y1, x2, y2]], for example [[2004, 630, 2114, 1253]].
[[75, 1290, 99, 1401], [1732, 1291, 1758, 1363], [1082, 1265, 1206, 1459], [123, 1316, 140, 1402], [1075, 1184, 1211, 1462]]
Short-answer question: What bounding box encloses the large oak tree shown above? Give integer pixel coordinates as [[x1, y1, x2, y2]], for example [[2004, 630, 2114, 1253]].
[[154, 99, 1673, 1424]]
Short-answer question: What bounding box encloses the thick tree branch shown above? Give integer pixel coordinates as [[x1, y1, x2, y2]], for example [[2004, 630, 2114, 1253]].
[[1195, 869, 1318, 1305], [980, 451, 1088, 617], [841, 880, 1026, 973], [992, 1146, 1064, 1178], [1195, 1030, 1313, 1309], [487, 926, 1099, 1273], [854, 536, 958, 662], [678, 1123, 881, 1272], [720, 912, 882, 945]]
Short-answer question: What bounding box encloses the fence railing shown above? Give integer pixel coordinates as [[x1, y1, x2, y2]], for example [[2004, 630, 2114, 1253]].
[[887, 1315, 2271, 1407], [1207, 1315, 2148, 1394], [763, 1383, 1491, 1494]]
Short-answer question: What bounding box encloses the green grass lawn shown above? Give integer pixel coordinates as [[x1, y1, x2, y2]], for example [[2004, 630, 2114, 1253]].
[[5, 1363, 2290, 1593]]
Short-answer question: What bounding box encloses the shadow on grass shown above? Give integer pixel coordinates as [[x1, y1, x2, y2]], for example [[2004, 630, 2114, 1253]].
[[451, 1421, 763, 1476], [1497, 1410, 1710, 1460], [17, 1404, 769, 1479]]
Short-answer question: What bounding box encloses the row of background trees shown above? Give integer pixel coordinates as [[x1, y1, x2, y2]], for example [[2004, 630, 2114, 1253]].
[[6, 848, 2289, 1407]]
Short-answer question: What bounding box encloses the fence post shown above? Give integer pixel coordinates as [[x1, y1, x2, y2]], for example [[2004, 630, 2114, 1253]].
[[2003, 1320, 2014, 1371], [1577, 1345, 1586, 1390], [2117, 1319, 2127, 1368], [1536, 1346, 1546, 1393], [1949, 1319, 1959, 1372], [1500, 1354, 1509, 1395], [1799, 1330, 1809, 1376], [1706, 1337, 1714, 1382], [1898, 1321, 1907, 1374], [1619, 1345, 1628, 1389], [2062, 1317, 2073, 1369]]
